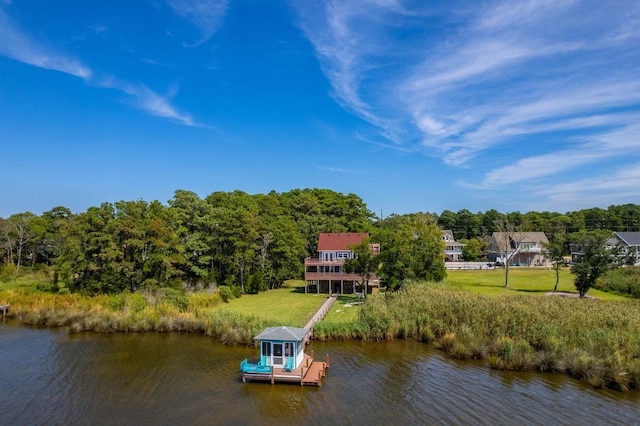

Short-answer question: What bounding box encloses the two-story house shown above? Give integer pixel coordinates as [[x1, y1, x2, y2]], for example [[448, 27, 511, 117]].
[[612, 232, 640, 265], [570, 231, 640, 265], [304, 232, 380, 295], [488, 231, 550, 266], [442, 230, 465, 262]]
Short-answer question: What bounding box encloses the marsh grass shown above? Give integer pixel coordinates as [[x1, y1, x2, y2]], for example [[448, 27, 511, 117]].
[[1, 278, 324, 345], [315, 281, 640, 391], [1, 287, 271, 345]]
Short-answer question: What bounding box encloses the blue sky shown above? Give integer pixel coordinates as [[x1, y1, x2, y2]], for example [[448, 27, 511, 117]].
[[1, 0, 640, 218]]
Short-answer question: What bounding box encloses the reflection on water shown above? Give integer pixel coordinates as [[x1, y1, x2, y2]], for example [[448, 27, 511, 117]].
[[1, 322, 639, 425]]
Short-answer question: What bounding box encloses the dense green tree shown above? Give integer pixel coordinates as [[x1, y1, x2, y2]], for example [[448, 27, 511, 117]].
[[168, 190, 217, 287], [460, 238, 487, 261], [375, 213, 445, 290], [455, 209, 481, 240], [37, 206, 73, 266], [437, 210, 457, 233], [570, 230, 621, 297], [481, 209, 504, 236], [344, 238, 380, 296], [583, 208, 609, 230], [59, 201, 179, 294]]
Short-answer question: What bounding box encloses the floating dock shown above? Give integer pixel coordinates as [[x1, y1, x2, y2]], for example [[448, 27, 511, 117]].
[[242, 353, 329, 386], [241, 296, 336, 387]]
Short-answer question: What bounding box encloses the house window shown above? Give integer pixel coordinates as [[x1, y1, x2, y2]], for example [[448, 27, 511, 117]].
[[261, 341, 271, 356], [285, 342, 294, 357]]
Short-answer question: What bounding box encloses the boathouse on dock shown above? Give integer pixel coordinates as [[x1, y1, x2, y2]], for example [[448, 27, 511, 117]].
[[240, 326, 329, 386], [254, 326, 307, 370]]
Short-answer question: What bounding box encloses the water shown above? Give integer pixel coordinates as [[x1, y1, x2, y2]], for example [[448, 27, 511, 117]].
[[1, 322, 639, 425]]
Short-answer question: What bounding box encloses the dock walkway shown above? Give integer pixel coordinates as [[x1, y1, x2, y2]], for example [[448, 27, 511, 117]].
[[304, 294, 338, 335]]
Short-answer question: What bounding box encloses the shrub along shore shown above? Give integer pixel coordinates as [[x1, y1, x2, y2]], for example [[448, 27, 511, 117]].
[[3, 280, 640, 391]]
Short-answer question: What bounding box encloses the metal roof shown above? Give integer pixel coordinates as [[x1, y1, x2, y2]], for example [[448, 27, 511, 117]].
[[253, 326, 308, 342], [615, 232, 640, 246], [317, 233, 368, 251]]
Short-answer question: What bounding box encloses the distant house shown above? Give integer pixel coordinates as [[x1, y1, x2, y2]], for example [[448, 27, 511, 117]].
[[488, 231, 550, 267], [304, 232, 380, 294], [570, 232, 640, 265], [613, 232, 640, 265], [442, 230, 465, 262]]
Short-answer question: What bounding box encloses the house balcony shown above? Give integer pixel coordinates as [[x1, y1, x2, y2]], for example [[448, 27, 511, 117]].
[[445, 249, 463, 254], [304, 271, 364, 281], [518, 247, 541, 253], [304, 257, 346, 267]]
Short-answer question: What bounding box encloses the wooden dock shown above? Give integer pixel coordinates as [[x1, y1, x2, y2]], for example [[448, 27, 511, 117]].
[[242, 353, 329, 386], [303, 294, 338, 339]]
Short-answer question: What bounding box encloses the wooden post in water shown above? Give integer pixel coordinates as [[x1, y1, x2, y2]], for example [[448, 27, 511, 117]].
[[326, 353, 330, 368], [0, 304, 8, 321]]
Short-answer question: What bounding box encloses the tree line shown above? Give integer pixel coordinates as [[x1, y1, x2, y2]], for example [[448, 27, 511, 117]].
[[0, 189, 373, 294], [436, 205, 640, 240], [2, 189, 639, 295]]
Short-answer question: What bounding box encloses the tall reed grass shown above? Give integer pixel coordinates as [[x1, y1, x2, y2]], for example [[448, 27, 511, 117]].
[[1, 287, 271, 345], [314, 281, 640, 391]]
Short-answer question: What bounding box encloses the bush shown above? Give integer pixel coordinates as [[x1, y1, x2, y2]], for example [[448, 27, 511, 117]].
[[218, 286, 234, 303], [0, 264, 17, 281], [596, 267, 640, 298], [161, 288, 189, 312], [35, 282, 55, 293]]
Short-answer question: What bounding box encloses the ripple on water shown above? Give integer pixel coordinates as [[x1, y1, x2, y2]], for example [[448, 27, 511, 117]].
[[2, 325, 640, 425]]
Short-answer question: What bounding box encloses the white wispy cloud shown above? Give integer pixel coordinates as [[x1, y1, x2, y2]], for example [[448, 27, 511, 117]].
[[0, 9, 199, 127], [97, 77, 196, 126], [291, 0, 640, 208], [315, 165, 352, 174], [531, 164, 640, 211], [167, 0, 229, 45], [0, 9, 92, 79]]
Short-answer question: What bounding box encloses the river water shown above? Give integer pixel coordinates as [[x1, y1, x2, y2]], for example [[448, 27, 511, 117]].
[[1, 322, 639, 425]]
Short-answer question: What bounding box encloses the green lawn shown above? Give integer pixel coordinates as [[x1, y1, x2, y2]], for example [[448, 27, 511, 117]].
[[223, 280, 329, 327], [322, 294, 361, 324], [445, 267, 627, 300]]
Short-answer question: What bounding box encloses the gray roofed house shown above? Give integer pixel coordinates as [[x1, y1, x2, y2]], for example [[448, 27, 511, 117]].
[[442, 230, 465, 262], [488, 231, 551, 266], [614, 232, 640, 265]]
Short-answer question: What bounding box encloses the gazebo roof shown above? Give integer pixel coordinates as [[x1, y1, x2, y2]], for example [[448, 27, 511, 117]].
[[253, 326, 308, 342]]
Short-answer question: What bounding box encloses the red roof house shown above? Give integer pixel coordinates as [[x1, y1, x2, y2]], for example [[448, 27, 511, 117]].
[[304, 232, 380, 295]]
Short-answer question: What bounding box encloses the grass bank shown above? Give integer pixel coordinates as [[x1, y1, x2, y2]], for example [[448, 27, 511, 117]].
[[445, 267, 627, 300], [224, 280, 327, 327], [314, 281, 640, 391]]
